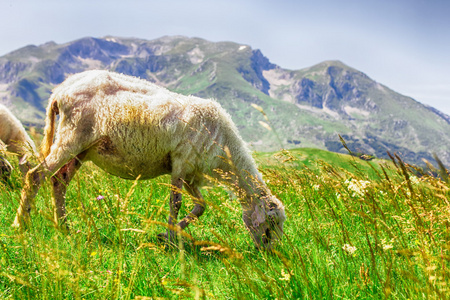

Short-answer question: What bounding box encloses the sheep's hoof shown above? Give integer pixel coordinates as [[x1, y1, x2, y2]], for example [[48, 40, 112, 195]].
[[11, 216, 28, 231], [56, 223, 71, 234], [157, 231, 179, 248], [157, 232, 168, 241], [11, 221, 21, 229]]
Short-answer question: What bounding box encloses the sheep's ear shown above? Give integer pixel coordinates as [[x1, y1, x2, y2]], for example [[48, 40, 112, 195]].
[[251, 205, 266, 228]]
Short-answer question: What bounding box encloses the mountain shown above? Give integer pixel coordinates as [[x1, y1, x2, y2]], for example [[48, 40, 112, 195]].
[[0, 36, 449, 166]]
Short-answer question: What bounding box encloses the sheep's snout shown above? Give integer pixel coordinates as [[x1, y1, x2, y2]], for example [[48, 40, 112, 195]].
[[261, 227, 272, 247], [243, 202, 286, 250]]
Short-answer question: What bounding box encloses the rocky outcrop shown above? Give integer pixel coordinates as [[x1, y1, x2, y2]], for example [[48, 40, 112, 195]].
[[238, 49, 275, 95], [0, 61, 30, 83]]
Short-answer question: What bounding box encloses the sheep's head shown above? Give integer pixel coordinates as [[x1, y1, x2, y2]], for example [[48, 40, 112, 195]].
[[243, 195, 286, 250]]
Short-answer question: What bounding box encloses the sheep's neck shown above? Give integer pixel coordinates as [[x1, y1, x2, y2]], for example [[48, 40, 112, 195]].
[[218, 159, 270, 210]]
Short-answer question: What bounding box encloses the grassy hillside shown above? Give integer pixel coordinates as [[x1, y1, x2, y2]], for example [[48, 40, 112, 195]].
[[0, 148, 449, 299], [255, 147, 396, 180]]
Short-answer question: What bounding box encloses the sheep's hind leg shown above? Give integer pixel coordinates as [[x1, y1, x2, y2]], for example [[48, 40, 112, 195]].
[[158, 177, 183, 244], [177, 184, 205, 230], [50, 154, 84, 230]]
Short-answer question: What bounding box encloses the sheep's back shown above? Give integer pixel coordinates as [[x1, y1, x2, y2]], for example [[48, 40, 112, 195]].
[[50, 70, 254, 183], [0, 104, 30, 146]]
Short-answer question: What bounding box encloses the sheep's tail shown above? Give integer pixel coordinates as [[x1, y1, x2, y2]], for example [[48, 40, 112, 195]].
[[40, 99, 58, 159]]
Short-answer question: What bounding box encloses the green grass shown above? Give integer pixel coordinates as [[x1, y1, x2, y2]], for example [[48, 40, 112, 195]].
[[255, 147, 395, 180], [0, 148, 449, 299]]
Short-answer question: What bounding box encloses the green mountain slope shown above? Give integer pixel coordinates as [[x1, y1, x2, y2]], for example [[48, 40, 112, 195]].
[[0, 36, 448, 166]]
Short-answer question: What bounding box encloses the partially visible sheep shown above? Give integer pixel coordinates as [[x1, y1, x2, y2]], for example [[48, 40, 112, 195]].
[[0, 104, 37, 179], [0, 155, 12, 182], [12, 70, 286, 250]]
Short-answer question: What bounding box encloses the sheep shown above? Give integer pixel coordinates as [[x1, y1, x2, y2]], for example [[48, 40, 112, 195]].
[[0, 155, 13, 182], [0, 103, 37, 180], [12, 70, 286, 249]]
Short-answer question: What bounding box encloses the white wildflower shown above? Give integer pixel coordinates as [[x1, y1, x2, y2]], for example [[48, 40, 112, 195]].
[[342, 244, 357, 255], [405, 189, 411, 198], [313, 184, 320, 191], [381, 238, 394, 251], [279, 269, 292, 281], [345, 179, 370, 197], [409, 175, 420, 185], [383, 244, 394, 251]]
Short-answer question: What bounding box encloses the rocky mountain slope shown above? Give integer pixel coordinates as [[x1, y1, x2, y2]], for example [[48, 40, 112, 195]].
[[0, 36, 448, 166]]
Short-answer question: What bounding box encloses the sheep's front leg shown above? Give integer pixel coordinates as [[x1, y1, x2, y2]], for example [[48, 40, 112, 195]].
[[51, 156, 83, 229], [177, 184, 205, 230], [12, 151, 73, 230], [12, 164, 46, 228]]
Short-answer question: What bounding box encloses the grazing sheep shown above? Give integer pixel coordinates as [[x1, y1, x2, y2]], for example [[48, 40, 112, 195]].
[[0, 104, 37, 179], [12, 70, 286, 249]]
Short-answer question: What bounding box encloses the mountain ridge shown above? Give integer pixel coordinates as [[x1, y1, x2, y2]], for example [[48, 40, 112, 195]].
[[0, 35, 448, 166]]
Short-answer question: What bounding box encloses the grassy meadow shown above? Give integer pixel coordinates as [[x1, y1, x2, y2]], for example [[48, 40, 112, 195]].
[[0, 147, 449, 299]]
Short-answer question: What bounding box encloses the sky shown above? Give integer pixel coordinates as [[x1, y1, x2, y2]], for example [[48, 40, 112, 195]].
[[1, 0, 449, 114]]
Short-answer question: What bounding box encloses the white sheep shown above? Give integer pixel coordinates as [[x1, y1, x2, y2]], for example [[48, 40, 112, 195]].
[[0, 103, 37, 179], [12, 70, 286, 249]]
